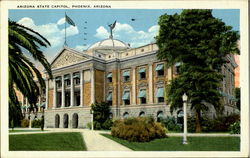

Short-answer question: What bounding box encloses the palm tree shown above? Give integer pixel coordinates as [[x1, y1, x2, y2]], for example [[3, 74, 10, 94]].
[[8, 20, 53, 124]]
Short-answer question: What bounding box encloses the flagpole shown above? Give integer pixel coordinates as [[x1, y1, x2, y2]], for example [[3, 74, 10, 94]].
[[64, 12, 67, 46]]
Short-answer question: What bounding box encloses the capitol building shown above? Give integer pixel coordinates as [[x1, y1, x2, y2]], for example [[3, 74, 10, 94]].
[[19, 35, 238, 129]]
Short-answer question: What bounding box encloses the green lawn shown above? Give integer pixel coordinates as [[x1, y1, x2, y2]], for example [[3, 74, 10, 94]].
[[9, 132, 87, 151], [9, 130, 46, 133], [102, 134, 240, 151]]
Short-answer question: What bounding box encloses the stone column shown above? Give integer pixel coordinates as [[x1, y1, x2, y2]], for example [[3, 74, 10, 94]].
[[53, 79, 57, 109], [80, 70, 84, 106], [70, 73, 74, 107], [117, 67, 121, 115], [168, 67, 172, 82], [62, 75, 65, 108], [45, 79, 49, 110], [25, 98, 28, 113], [91, 68, 95, 104], [148, 63, 153, 104], [132, 67, 136, 105]]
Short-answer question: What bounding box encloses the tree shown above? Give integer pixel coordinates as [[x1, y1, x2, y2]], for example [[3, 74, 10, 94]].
[[91, 102, 112, 130], [156, 10, 239, 132], [8, 20, 53, 125], [235, 88, 240, 110]]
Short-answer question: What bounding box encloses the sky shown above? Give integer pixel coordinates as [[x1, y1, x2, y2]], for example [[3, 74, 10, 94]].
[[9, 9, 240, 66]]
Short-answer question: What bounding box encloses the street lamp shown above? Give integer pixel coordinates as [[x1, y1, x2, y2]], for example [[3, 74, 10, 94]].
[[90, 109, 94, 130], [182, 93, 188, 144]]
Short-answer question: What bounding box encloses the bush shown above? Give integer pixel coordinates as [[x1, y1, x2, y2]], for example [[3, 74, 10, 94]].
[[111, 117, 167, 142], [94, 121, 101, 130], [21, 119, 29, 128], [91, 102, 112, 130], [161, 116, 182, 132], [102, 119, 113, 130], [31, 119, 42, 128], [86, 122, 92, 129], [229, 121, 240, 134], [187, 114, 240, 133], [41, 116, 44, 131]]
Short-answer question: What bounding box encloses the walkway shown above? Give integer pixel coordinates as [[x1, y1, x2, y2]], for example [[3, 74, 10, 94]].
[[81, 130, 131, 151], [9, 128, 132, 151]]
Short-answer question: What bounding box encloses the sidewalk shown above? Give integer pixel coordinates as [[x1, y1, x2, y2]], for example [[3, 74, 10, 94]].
[[167, 133, 240, 137], [9, 128, 132, 151], [82, 130, 131, 151]]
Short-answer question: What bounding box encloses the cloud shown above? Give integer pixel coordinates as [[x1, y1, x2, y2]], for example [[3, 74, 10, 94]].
[[94, 22, 159, 48], [57, 17, 65, 25], [94, 26, 109, 39], [74, 44, 90, 52], [18, 17, 79, 50]]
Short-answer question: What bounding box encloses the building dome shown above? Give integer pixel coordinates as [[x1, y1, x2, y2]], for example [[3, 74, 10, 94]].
[[87, 38, 130, 50]]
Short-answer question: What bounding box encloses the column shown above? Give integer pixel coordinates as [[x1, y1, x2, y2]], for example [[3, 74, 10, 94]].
[[168, 67, 173, 82], [148, 63, 153, 104], [25, 98, 28, 113], [53, 79, 57, 109], [62, 75, 65, 107], [80, 70, 84, 106], [21, 94, 24, 113], [38, 96, 41, 112], [91, 68, 95, 104], [70, 73, 74, 107], [117, 67, 121, 117], [45, 79, 49, 110], [132, 67, 136, 105]]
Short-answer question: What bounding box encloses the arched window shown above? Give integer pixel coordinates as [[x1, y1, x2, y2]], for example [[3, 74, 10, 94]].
[[123, 112, 129, 119], [139, 111, 145, 117], [157, 111, 164, 122], [72, 113, 78, 128], [109, 113, 113, 119], [63, 114, 69, 128], [55, 114, 60, 128], [177, 110, 184, 124]]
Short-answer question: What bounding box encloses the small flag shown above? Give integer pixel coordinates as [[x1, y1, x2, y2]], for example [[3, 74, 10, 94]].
[[65, 14, 75, 26]]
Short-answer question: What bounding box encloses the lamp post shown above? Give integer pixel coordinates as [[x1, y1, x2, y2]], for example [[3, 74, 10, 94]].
[[182, 93, 188, 144], [90, 109, 94, 130]]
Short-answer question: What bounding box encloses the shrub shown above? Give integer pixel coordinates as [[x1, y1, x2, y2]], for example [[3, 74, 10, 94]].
[[111, 117, 167, 142], [187, 114, 240, 133], [21, 119, 29, 128], [102, 119, 113, 130], [161, 116, 182, 132], [11, 119, 14, 130], [91, 102, 112, 130], [31, 119, 42, 128], [41, 116, 44, 131], [94, 121, 101, 130], [229, 121, 240, 134], [86, 122, 92, 129]]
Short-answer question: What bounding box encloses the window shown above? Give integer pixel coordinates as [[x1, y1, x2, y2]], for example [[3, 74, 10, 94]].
[[156, 87, 164, 103], [139, 68, 146, 79], [122, 91, 130, 105], [106, 92, 112, 106], [123, 112, 129, 119], [175, 62, 181, 74], [139, 111, 145, 117], [123, 70, 130, 82], [138, 89, 146, 104], [73, 72, 80, 85], [177, 110, 184, 124], [107, 73, 112, 83], [64, 74, 71, 87], [155, 64, 164, 76], [157, 111, 164, 122], [55, 77, 62, 88]]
